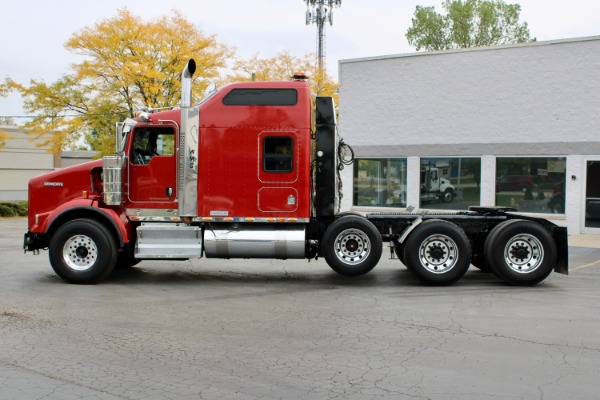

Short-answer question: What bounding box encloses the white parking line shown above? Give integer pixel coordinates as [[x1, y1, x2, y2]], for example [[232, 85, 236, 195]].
[[572, 259, 600, 271]]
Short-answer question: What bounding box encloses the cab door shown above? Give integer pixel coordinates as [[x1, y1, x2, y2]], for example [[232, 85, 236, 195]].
[[126, 126, 177, 207]]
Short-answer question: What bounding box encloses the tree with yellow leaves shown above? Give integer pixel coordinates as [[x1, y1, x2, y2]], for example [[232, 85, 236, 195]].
[[0, 79, 15, 150], [228, 51, 339, 105], [10, 9, 233, 156], [0, 129, 11, 150]]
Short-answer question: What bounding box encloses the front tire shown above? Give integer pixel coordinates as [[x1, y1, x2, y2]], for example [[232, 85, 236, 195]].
[[484, 219, 556, 286], [403, 220, 471, 285], [322, 216, 382, 276], [49, 219, 117, 284], [442, 188, 454, 203]]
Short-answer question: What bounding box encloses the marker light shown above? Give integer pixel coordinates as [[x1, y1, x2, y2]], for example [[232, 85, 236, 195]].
[[292, 72, 308, 81]]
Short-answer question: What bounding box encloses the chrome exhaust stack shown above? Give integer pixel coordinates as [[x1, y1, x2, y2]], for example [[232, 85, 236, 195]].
[[181, 59, 196, 108], [178, 59, 200, 217]]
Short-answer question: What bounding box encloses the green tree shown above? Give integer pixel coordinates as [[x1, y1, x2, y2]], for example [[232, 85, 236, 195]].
[[10, 8, 233, 155], [406, 0, 535, 51]]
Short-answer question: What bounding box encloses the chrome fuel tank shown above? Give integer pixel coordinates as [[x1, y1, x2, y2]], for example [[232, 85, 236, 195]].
[[204, 224, 306, 259]]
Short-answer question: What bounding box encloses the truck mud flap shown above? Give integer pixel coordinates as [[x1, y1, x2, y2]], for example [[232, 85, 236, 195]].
[[553, 226, 569, 275]]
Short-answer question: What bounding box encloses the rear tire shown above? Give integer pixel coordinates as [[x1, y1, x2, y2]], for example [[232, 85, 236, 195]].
[[49, 219, 117, 284], [484, 219, 556, 286], [394, 244, 406, 266], [403, 220, 471, 285], [322, 216, 382, 276]]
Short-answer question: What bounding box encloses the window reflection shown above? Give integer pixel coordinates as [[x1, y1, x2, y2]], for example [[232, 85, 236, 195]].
[[353, 159, 407, 207], [495, 157, 566, 214], [420, 157, 481, 211]]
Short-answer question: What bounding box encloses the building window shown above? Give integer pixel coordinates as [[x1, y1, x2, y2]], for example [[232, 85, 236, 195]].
[[353, 158, 407, 207], [495, 157, 566, 214], [420, 157, 481, 210], [263, 136, 293, 173]]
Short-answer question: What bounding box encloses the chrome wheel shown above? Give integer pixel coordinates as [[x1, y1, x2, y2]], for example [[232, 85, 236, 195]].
[[323, 216, 382, 277], [62, 234, 98, 271], [403, 220, 471, 285], [483, 219, 557, 286], [333, 228, 371, 266], [418, 234, 459, 274], [504, 233, 544, 274]]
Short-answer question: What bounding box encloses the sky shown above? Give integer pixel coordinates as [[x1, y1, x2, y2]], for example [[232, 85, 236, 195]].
[[1, 0, 600, 121]]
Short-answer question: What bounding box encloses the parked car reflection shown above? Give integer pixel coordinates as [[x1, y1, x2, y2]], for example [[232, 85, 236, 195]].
[[496, 175, 534, 192]]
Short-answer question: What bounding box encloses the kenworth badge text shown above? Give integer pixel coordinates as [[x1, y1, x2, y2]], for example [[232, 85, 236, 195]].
[[24, 59, 568, 285]]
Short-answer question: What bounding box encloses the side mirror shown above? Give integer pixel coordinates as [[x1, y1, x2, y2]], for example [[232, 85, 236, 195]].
[[115, 122, 124, 155], [204, 81, 217, 98]]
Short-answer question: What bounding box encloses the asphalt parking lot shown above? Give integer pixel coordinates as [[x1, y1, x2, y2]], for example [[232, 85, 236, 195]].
[[2, 218, 600, 400]]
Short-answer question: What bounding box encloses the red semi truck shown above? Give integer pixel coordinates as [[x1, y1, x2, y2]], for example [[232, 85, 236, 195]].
[[24, 59, 568, 285]]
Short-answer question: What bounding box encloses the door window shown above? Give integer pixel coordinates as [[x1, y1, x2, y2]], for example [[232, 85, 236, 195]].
[[131, 128, 174, 165]]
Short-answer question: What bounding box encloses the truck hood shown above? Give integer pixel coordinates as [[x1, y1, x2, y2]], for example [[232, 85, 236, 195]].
[[28, 159, 103, 228]]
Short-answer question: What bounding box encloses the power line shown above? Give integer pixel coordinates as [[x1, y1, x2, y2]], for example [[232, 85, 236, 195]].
[[0, 112, 127, 119]]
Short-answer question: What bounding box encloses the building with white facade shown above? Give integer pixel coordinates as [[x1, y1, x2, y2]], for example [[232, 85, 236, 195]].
[[0, 126, 57, 201], [0, 126, 98, 201], [338, 36, 600, 235]]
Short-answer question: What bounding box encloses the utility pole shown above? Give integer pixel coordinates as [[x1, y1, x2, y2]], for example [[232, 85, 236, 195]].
[[304, 0, 342, 77]]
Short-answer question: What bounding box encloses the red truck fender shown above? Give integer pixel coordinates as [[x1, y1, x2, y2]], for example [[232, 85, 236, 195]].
[[39, 199, 133, 248]]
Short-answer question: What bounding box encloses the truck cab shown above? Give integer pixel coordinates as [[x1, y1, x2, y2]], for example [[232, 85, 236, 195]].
[[420, 165, 455, 203], [114, 81, 313, 222], [24, 60, 373, 283]]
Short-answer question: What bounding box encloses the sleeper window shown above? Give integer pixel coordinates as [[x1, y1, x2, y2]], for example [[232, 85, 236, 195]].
[[263, 137, 293, 173]]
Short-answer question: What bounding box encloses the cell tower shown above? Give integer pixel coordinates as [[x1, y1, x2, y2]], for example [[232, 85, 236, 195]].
[[305, 0, 342, 75]]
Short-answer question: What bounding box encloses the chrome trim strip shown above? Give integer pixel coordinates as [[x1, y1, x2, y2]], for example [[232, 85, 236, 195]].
[[124, 208, 310, 223]]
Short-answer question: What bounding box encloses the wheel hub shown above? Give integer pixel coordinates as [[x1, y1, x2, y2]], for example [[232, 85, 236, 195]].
[[504, 234, 544, 273], [75, 246, 89, 259], [334, 229, 371, 266], [427, 244, 446, 261], [62, 234, 98, 271], [510, 244, 530, 261], [419, 234, 458, 274], [345, 239, 359, 252]]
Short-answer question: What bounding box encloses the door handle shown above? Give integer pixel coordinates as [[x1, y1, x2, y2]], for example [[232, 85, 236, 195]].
[[166, 187, 173, 197]]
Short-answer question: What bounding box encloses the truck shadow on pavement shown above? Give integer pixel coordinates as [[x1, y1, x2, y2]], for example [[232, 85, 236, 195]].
[[87, 262, 559, 290]]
